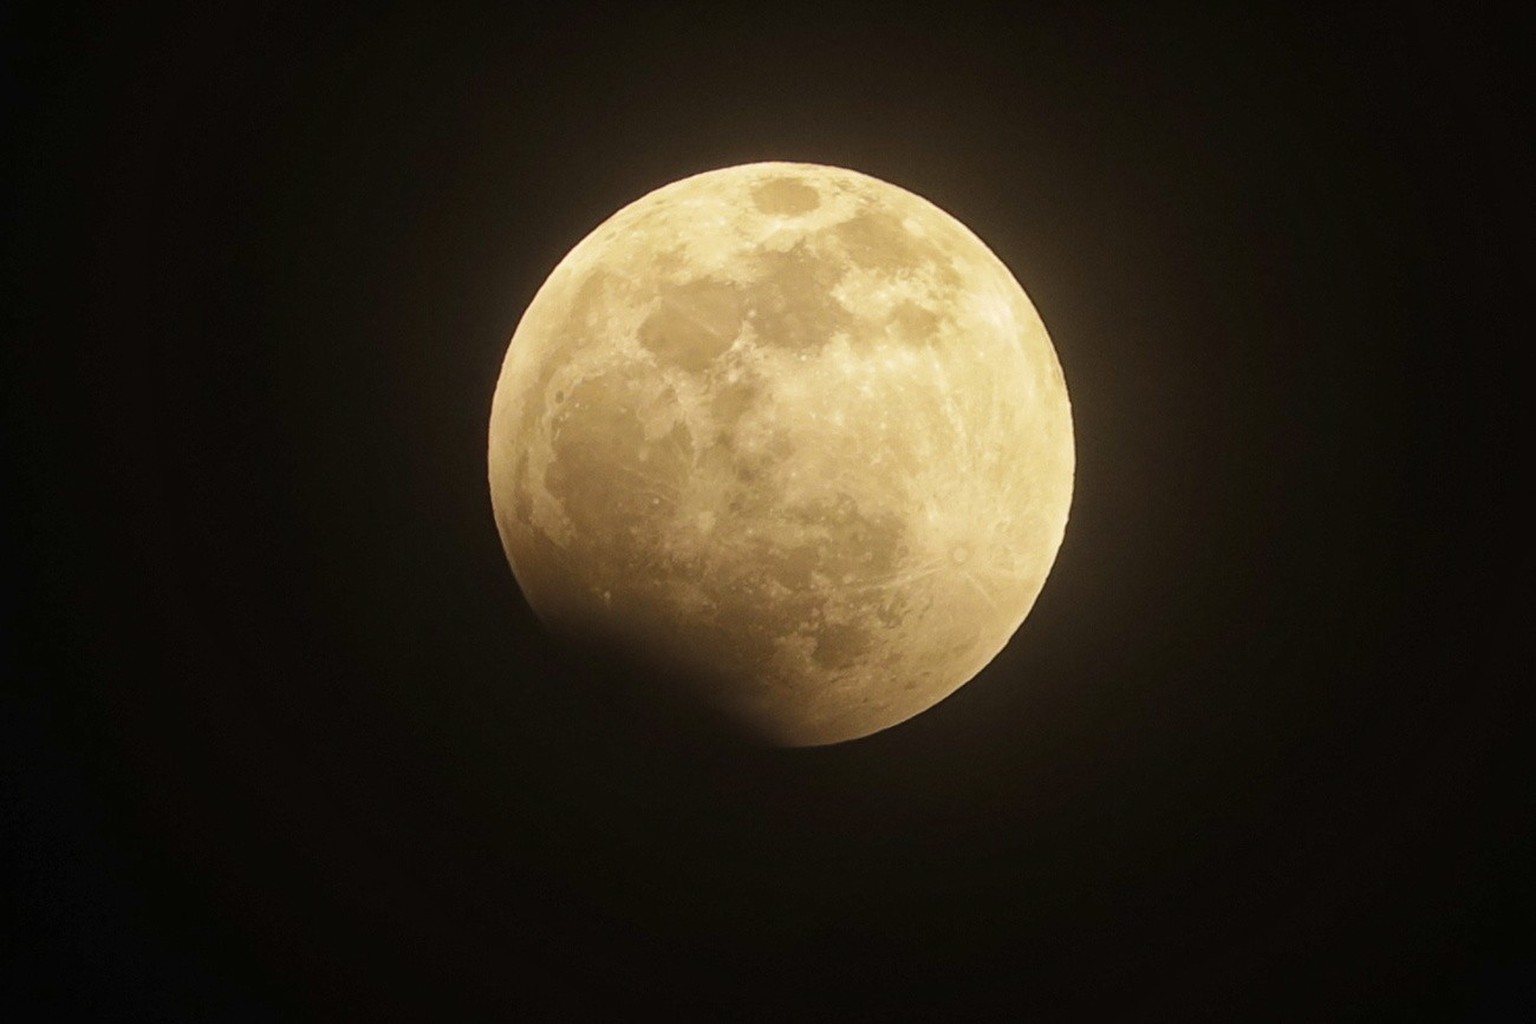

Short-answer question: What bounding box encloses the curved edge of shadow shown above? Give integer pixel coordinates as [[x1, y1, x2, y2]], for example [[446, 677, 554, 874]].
[[537, 621, 785, 768]]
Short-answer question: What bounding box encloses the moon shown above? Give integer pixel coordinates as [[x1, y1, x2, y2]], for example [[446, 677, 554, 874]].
[[488, 162, 1073, 746]]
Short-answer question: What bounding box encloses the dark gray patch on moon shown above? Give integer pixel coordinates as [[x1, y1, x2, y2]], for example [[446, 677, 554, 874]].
[[639, 277, 745, 372], [830, 207, 963, 289], [764, 492, 913, 670], [518, 268, 621, 440], [744, 244, 855, 351], [811, 621, 870, 669], [751, 177, 822, 216], [545, 369, 693, 570], [655, 245, 688, 275], [707, 373, 761, 431], [889, 300, 944, 345]]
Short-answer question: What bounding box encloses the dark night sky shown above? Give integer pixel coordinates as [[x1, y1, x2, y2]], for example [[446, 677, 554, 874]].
[[7, 4, 1531, 1019]]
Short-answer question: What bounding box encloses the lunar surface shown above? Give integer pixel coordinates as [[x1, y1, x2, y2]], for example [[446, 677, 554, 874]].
[[488, 162, 1073, 745]]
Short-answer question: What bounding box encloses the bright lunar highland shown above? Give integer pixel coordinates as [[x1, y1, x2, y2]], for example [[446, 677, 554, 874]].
[[489, 162, 1073, 745]]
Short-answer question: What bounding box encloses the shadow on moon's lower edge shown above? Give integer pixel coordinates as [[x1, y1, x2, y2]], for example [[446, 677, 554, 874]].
[[535, 619, 791, 757]]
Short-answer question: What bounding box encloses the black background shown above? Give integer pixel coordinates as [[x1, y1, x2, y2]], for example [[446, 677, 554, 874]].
[[8, 3, 1531, 1019]]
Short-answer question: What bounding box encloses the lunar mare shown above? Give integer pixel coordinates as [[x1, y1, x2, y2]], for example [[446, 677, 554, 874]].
[[488, 162, 1073, 746]]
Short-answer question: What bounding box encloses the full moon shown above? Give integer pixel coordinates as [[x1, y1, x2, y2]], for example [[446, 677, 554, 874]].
[[488, 162, 1073, 746]]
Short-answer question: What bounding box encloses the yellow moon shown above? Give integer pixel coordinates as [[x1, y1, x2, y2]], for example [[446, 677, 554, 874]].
[[488, 162, 1073, 746]]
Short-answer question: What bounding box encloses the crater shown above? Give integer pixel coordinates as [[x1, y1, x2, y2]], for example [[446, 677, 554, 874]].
[[752, 177, 822, 216]]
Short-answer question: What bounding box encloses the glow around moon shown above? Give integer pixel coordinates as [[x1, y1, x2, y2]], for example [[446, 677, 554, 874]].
[[488, 162, 1073, 746]]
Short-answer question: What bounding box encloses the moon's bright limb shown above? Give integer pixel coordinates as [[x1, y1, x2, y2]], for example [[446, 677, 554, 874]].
[[488, 162, 1073, 746]]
